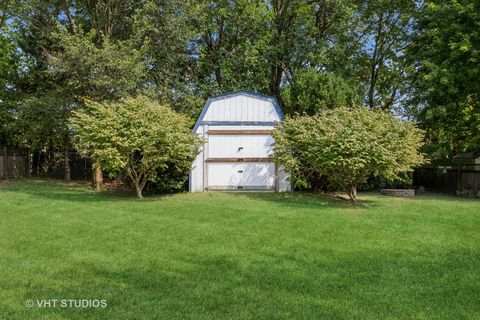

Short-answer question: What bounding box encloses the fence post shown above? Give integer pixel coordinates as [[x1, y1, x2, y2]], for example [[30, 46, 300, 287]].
[[3, 146, 7, 179], [12, 149, 17, 178], [27, 149, 31, 177]]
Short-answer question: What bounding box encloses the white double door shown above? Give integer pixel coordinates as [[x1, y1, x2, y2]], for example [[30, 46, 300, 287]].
[[208, 134, 273, 158], [207, 134, 275, 189], [207, 162, 275, 189]]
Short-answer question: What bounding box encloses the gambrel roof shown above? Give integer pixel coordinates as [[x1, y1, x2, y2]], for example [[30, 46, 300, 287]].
[[193, 91, 284, 133]]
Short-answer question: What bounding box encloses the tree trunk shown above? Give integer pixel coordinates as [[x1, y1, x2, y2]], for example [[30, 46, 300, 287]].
[[2, 146, 7, 179], [348, 186, 357, 203], [368, 14, 384, 109], [64, 138, 71, 181], [135, 186, 143, 199], [126, 167, 147, 199], [31, 152, 39, 176], [91, 160, 103, 190], [27, 149, 31, 177], [269, 65, 284, 106], [63, 0, 76, 34], [133, 180, 143, 199]]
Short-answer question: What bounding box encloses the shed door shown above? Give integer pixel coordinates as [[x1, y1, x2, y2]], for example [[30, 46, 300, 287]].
[[208, 135, 273, 158], [207, 163, 275, 190]]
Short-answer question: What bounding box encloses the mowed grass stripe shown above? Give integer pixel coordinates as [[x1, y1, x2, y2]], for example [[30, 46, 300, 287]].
[[0, 180, 479, 319]]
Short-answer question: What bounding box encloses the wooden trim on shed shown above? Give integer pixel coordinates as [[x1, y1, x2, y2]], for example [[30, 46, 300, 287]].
[[203, 125, 209, 191], [206, 157, 271, 163], [206, 186, 275, 191], [207, 130, 273, 135]]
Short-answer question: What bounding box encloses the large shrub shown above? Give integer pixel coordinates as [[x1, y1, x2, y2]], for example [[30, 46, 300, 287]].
[[70, 96, 202, 198], [272, 108, 427, 202]]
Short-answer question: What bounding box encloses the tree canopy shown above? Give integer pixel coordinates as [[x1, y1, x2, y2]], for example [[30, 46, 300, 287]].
[[407, 0, 480, 158], [282, 70, 361, 115], [70, 96, 202, 198], [0, 0, 477, 184], [272, 108, 427, 202]]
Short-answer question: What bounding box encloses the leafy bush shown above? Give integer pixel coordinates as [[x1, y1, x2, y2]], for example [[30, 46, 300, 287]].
[[70, 96, 202, 198], [272, 107, 427, 202]]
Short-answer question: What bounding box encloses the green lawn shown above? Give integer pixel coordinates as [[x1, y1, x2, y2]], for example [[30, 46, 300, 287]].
[[0, 180, 479, 319]]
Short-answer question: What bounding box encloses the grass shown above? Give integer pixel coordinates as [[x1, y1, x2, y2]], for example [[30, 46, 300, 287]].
[[0, 179, 479, 319]]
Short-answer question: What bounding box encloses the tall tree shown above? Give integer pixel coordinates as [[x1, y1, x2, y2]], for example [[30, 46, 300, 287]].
[[265, 0, 350, 104], [282, 70, 361, 115], [361, 0, 415, 110], [0, 25, 20, 145], [7, 0, 147, 180], [407, 0, 480, 157], [132, 0, 204, 117], [49, 31, 146, 180], [186, 1, 271, 97]]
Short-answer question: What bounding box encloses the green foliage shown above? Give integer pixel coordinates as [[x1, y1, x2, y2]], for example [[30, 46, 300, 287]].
[[407, 0, 480, 156], [282, 70, 361, 115], [11, 28, 147, 152], [48, 30, 146, 101], [70, 96, 202, 198], [4, 0, 478, 169], [358, 0, 416, 110], [131, 0, 201, 114], [0, 27, 20, 145], [186, 0, 272, 95], [14, 92, 70, 151], [272, 108, 427, 201]]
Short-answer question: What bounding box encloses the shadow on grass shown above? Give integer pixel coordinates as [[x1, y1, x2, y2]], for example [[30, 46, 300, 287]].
[[227, 191, 379, 210], [0, 178, 136, 203], [1, 178, 386, 211], [7, 181, 180, 207]]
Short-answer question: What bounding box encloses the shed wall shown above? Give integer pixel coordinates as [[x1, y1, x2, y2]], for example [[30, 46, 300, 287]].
[[189, 92, 289, 193], [202, 95, 281, 123]]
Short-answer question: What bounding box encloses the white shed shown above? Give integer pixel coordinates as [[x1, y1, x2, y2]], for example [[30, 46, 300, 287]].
[[189, 91, 290, 192]]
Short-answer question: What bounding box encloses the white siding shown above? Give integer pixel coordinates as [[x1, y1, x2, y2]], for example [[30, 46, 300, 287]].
[[189, 91, 290, 193], [190, 150, 204, 192], [278, 166, 291, 192], [190, 125, 206, 192], [202, 94, 281, 122]]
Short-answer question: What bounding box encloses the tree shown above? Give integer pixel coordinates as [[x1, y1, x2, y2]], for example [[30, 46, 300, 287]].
[[47, 31, 146, 101], [5, 0, 147, 181], [282, 70, 361, 115], [360, 0, 416, 110], [263, 0, 356, 105], [0, 26, 20, 145], [132, 0, 202, 116], [185, 0, 272, 97], [406, 0, 480, 157], [301, 0, 416, 111], [70, 96, 202, 199], [184, 0, 356, 105], [272, 107, 426, 202], [15, 30, 146, 181]]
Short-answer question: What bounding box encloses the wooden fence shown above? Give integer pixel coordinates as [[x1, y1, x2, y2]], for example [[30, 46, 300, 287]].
[[0, 147, 29, 179], [414, 166, 480, 197]]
